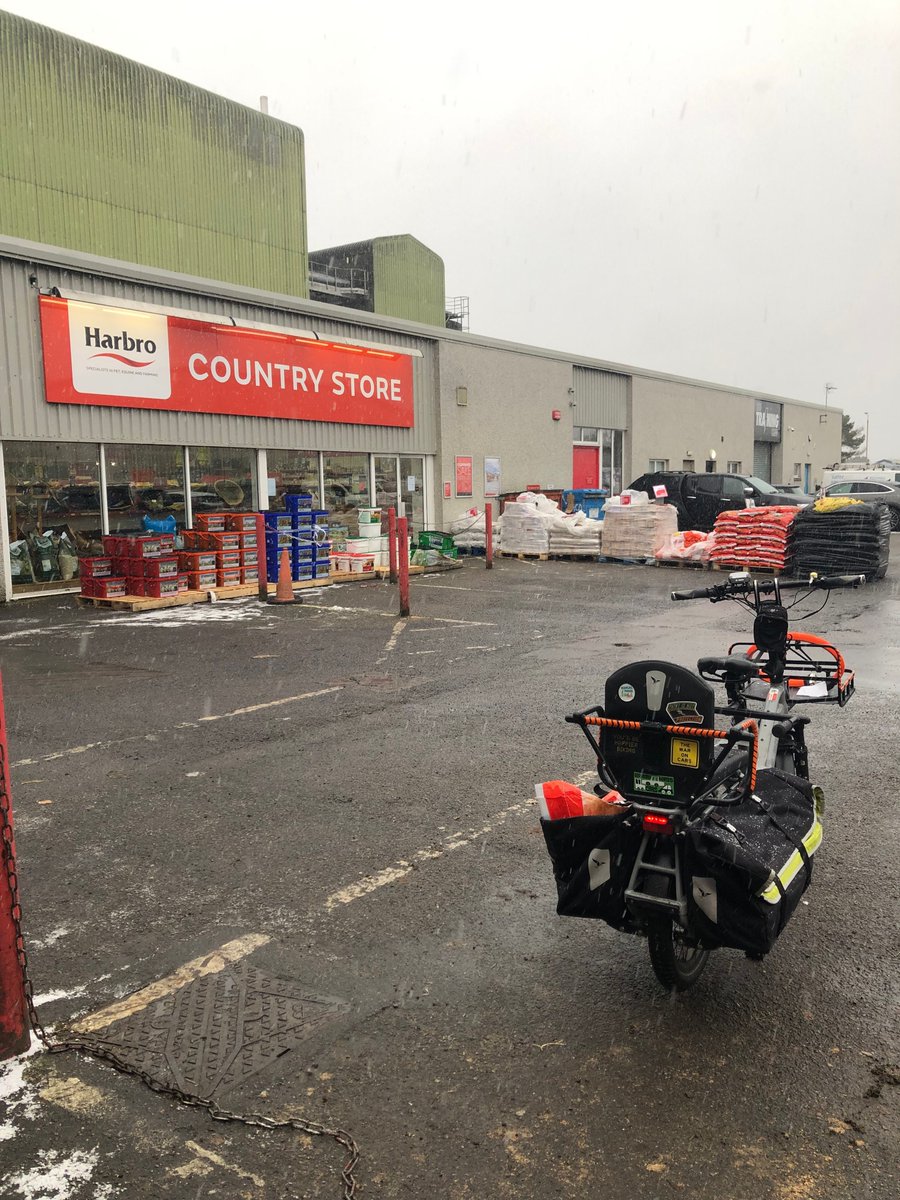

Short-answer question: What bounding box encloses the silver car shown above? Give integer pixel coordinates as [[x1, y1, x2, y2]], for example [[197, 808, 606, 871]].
[[822, 479, 900, 531]]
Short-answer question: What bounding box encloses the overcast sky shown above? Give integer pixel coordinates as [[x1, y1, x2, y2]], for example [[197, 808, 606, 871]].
[[8, 0, 899, 456]]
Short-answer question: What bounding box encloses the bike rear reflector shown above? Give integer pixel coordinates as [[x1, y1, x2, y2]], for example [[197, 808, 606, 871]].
[[642, 813, 674, 834]]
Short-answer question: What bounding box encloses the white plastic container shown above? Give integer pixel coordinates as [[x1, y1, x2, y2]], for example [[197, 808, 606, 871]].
[[349, 552, 376, 573], [358, 508, 382, 526], [347, 536, 383, 554]]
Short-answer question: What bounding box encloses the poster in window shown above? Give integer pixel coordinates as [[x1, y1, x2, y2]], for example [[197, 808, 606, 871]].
[[484, 457, 501, 497], [455, 456, 473, 497]]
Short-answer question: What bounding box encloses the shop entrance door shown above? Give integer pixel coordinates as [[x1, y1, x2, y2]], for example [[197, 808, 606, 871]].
[[573, 446, 599, 488], [400, 456, 425, 536]]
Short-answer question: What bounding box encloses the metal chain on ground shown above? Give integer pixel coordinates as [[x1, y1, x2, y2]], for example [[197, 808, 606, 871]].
[[0, 742, 359, 1199]]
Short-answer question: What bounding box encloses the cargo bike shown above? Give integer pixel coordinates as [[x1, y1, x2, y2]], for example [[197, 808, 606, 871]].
[[540, 572, 865, 990]]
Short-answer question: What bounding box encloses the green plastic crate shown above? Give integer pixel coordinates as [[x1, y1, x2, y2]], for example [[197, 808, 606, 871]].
[[418, 530, 457, 556]]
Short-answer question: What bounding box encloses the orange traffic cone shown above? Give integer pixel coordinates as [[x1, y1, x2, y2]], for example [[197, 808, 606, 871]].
[[269, 548, 300, 604]]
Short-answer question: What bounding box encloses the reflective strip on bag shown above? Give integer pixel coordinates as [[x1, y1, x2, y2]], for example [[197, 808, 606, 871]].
[[759, 818, 823, 904]]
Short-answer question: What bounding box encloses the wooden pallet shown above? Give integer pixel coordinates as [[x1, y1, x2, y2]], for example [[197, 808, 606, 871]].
[[709, 561, 783, 575], [78, 578, 330, 612], [599, 555, 654, 566], [498, 551, 549, 561], [652, 557, 707, 570]]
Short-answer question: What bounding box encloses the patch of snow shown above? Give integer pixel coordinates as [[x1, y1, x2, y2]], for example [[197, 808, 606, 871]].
[[0, 1041, 44, 1138], [4, 1147, 101, 1200], [28, 927, 71, 951]]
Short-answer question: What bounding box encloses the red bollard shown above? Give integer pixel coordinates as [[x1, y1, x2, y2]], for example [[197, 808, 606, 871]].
[[255, 511, 268, 603], [485, 503, 493, 570], [388, 507, 398, 584], [0, 672, 30, 1059], [398, 516, 410, 618]]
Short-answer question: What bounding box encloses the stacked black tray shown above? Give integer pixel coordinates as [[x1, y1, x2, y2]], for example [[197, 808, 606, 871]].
[[790, 502, 891, 580]]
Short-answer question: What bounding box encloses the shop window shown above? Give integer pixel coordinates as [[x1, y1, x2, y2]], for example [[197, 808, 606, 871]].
[[5, 441, 102, 589], [793, 463, 802, 481], [105, 444, 187, 535], [649, 458, 669, 472], [682, 459, 695, 472], [267, 450, 320, 511], [726, 461, 742, 473], [578, 427, 599, 443], [189, 447, 257, 518], [323, 452, 371, 543]]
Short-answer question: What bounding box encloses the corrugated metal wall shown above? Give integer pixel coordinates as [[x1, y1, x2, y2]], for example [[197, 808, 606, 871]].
[[0, 253, 439, 454], [373, 236, 446, 327], [0, 10, 308, 297], [572, 366, 628, 428]]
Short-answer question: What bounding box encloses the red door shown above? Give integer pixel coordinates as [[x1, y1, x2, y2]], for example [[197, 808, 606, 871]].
[[573, 446, 599, 488]]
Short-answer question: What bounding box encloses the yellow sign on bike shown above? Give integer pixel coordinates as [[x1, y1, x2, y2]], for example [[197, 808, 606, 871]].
[[670, 737, 699, 768]]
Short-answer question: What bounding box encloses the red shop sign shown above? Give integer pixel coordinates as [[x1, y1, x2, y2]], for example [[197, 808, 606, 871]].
[[39, 296, 415, 428]]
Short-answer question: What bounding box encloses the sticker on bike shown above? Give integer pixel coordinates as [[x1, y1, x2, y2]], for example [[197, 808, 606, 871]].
[[665, 700, 703, 724], [632, 771, 675, 797], [670, 737, 700, 768]]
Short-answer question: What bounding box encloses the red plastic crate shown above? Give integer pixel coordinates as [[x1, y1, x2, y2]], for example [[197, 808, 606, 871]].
[[225, 513, 258, 532], [216, 550, 241, 570], [187, 569, 218, 590], [80, 557, 112, 579], [156, 534, 175, 553], [93, 577, 127, 599], [126, 576, 146, 596], [101, 535, 122, 556], [241, 549, 259, 568], [217, 567, 242, 587], [176, 573, 189, 592], [128, 536, 164, 559], [195, 513, 227, 533], [241, 565, 260, 584], [145, 577, 180, 598], [143, 556, 179, 579], [181, 530, 205, 551], [240, 531, 259, 550], [178, 550, 217, 572], [204, 532, 241, 552]]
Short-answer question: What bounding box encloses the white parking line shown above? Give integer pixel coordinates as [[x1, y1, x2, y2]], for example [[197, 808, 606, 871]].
[[72, 934, 271, 1033], [324, 800, 530, 910], [11, 686, 343, 767]]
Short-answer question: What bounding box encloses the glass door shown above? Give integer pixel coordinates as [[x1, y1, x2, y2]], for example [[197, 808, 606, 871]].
[[374, 455, 399, 515], [399, 456, 425, 535]]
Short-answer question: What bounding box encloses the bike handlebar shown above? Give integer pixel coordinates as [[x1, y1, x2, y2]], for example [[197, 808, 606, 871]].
[[671, 573, 866, 603]]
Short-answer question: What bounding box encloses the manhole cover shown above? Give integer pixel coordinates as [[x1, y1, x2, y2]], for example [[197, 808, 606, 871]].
[[88, 960, 349, 1099]]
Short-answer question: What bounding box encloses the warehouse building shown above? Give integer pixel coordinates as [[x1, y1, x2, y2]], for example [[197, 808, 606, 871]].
[[0, 12, 840, 601]]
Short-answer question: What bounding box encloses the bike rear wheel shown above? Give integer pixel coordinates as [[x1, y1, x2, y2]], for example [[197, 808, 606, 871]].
[[647, 918, 710, 990]]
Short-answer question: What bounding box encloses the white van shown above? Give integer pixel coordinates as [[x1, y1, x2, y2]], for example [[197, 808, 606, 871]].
[[820, 466, 900, 490]]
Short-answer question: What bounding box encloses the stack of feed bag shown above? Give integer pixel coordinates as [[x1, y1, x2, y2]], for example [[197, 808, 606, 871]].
[[601, 498, 679, 559], [655, 530, 713, 562], [548, 515, 603, 556], [499, 500, 551, 554], [451, 509, 487, 550], [790, 500, 891, 581], [709, 507, 798, 571]]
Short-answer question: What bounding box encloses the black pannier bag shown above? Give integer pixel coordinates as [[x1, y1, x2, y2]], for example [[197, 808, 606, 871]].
[[540, 811, 642, 930], [685, 768, 821, 956]]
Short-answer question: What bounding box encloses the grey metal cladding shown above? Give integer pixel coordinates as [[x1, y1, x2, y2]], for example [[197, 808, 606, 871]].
[[572, 366, 627, 429], [0, 254, 438, 453]]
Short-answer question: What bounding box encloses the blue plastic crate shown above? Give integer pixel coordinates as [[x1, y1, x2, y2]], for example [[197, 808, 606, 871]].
[[264, 512, 293, 529], [284, 493, 314, 513], [313, 561, 331, 578]]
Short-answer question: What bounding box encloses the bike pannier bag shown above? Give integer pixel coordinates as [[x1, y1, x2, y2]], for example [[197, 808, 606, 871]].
[[685, 768, 821, 956], [541, 811, 641, 930]]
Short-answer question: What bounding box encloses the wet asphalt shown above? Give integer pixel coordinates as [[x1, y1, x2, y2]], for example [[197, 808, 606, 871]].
[[0, 554, 897, 1200]]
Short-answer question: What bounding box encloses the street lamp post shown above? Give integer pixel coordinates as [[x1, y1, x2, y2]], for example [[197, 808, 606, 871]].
[[824, 383, 837, 406], [864, 412, 869, 463]]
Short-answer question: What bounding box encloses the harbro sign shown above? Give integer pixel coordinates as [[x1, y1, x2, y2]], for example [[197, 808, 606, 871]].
[[40, 296, 415, 427]]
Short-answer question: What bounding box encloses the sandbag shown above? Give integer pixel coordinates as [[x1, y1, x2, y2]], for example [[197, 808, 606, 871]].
[[685, 768, 821, 956]]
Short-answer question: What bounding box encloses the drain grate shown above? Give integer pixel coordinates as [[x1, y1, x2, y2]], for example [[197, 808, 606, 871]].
[[88, 960, 349, 1099]]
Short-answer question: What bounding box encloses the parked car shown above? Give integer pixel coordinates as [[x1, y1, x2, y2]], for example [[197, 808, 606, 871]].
[[628, 470, 807, 532], [774, 483, 816, 503], [821, 479, 900, 531]]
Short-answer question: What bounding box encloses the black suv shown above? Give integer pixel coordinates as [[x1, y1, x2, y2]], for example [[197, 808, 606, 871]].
[[628, 471, 806, 532]]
